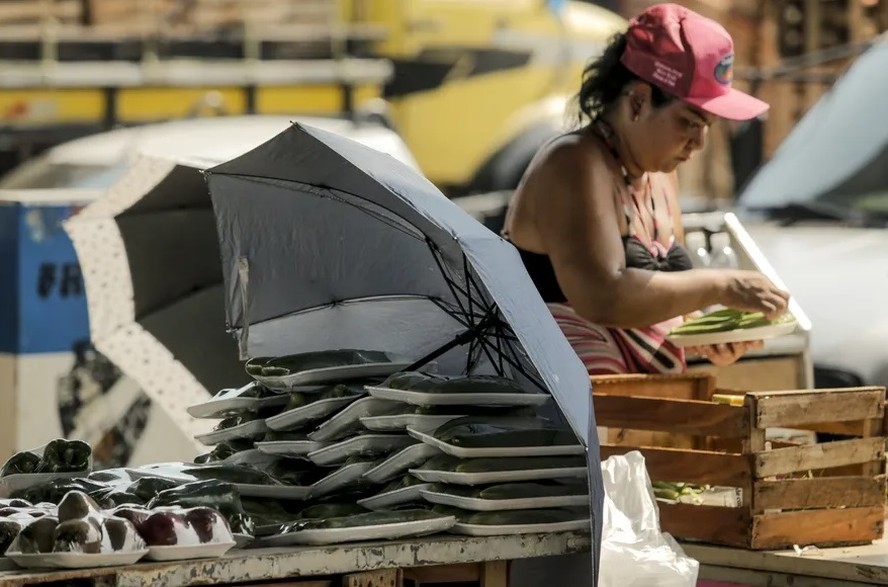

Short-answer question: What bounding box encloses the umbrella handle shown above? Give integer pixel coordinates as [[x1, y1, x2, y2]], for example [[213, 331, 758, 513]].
[[237, 257, 251, 361]]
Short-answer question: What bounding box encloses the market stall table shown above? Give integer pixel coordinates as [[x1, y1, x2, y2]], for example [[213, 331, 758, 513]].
[[685, 532, 888, 586], [0, 531, 590, 587]]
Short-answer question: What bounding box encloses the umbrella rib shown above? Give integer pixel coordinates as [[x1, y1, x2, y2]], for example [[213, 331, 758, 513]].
[[475, 334, 548, 393], [426, 239, 474, 315], [218, 174, 429, 243]]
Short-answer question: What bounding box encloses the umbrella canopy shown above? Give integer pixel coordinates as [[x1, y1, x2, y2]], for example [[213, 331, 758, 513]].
[[205, 122, 603, 577], [740, 36, 888, 209], [64, 156, 247, 444]]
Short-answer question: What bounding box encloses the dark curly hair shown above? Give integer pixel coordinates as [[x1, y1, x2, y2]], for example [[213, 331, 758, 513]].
[[575, 32, 674, 125]]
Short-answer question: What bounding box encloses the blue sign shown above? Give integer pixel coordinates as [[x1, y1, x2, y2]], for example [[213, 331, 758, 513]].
[[0, 202, 90, 354]]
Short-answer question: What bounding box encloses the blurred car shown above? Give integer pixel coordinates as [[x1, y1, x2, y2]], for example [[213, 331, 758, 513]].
[[0, 113, 420, 192], [735, 37, 888, 389]]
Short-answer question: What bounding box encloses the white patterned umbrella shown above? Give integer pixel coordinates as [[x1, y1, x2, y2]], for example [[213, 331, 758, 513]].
[[64, 155, 247, 447]]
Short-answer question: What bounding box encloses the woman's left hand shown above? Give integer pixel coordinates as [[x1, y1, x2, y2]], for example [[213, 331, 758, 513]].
[[686, 340, 764, 366]]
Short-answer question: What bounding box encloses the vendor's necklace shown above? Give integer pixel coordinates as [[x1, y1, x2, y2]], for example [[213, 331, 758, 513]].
[[593, 117, 659, 244]]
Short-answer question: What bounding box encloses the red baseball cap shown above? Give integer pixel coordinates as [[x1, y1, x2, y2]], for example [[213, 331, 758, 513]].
[[620, 3, 768, 121]]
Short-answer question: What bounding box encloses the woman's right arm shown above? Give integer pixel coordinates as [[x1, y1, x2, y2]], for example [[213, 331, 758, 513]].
[[532, 143, 789, 329]]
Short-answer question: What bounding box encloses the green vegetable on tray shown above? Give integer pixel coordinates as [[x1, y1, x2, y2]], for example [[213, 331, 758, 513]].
[[419, 454, 586, 473], [381, 372, 525, 394], [651, 481, 707, 501], [432, 481, 586, 500], [15, 478, 108, 505], [434, 417, 580, 448], [0, 439, 92, 477], [0, 451, 41, 477], [380, 475, 425, 494], [194, 439, 256, 464], [290, 508, 444, 531], [414, 405, 536, 417], [454, 508, 587, 526], [296, 503, 367, 520], [182, 464, 282, 486], [284, 383, 363, 411], [37, 439, 92, 473], [670, 308, 794, 336], [248, 350, 391, 377], [261, 430, 311, 442]]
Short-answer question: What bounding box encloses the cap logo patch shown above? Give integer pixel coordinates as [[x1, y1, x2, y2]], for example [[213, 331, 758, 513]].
[[652, 60, 683, 88], [715, 54, 734, 85]]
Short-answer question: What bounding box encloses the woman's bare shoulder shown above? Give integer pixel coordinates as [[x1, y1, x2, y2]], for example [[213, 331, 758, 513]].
[[518, 132, 606, 201]]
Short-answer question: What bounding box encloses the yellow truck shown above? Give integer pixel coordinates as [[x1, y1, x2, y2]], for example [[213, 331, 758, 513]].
[[0, 0, 626, 193]]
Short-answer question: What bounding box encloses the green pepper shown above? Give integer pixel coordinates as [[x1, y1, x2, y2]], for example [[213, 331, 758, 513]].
[[381, 474, 425, 494], [182, 464, 281, 486], [89, 486, 144, 509], [15, 478, 108, 505], [462, 508, 585, 525], [0, 519, 24, 554], [435, 418, 579, 448], [194, 439, 255, 464], [263, 350, 390, 376], [297, 502, 367, 519], [299, 509, 441, 529], [36, 439, 92, 473], [0, 451, 41, 476], [262, 459, 323, 486], [381, 372, 525, 394], [126, 477, 180, 503]]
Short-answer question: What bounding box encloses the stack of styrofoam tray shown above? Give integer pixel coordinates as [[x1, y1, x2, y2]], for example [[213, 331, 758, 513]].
[[356, 376, 564, 511], [187, 381, 287, 451]]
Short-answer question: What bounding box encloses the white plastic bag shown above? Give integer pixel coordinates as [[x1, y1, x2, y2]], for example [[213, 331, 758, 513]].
[[598, 451, 700, 587]]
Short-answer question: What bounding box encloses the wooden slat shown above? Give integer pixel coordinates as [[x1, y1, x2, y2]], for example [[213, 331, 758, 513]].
[[750, 387, 884, 428], [593, 395, 748, 437], [403, 563, 481, 583], [793, 419, 875, 437], [606, 428, 701, 449], [591, 372, 714, 400], [0, 0, 81, 24], [481, 560, 508, 587], [343, 569, 402, 587], [755, 438, 885, 478], [750, 506, 885, 550], [754, 475, 886, 511], [658, 502, 750, 547], [600, 445, 750, 486]]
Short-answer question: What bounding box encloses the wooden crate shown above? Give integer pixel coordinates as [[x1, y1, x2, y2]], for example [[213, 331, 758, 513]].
[[592, 374, 888, 550]]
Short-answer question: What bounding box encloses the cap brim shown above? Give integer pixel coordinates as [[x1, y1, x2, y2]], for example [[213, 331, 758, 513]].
[[684, 88, 769, 121]]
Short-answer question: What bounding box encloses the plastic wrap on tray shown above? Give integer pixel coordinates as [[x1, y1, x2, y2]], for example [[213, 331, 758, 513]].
[[194, 439, 257, 464], [113, 505, 233, 547], [247, 350, 392, 377], [380, 372, 527, 394], [433, 417, 580, 448], [147, 480, 255, 536]]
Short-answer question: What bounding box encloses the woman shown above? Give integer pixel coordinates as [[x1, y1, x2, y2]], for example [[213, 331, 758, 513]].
[[503, 3, 790, 375]]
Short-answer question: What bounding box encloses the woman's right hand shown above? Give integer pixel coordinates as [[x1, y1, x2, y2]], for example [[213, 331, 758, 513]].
[[718, 270, 791, 319]]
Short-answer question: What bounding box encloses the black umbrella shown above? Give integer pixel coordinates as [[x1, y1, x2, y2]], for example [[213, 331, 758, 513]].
[[205, 122, 604, 579]]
